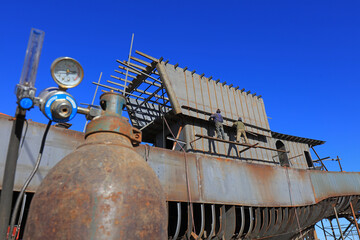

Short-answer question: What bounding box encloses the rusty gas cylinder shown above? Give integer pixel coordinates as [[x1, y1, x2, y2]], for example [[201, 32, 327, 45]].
[[24, 92, 167, 239]]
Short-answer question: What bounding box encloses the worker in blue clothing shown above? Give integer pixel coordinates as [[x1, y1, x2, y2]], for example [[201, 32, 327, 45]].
[[210, 109, 225, 140]]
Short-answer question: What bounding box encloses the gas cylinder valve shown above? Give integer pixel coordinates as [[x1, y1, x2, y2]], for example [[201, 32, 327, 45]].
[[38, 87, 77, 123]]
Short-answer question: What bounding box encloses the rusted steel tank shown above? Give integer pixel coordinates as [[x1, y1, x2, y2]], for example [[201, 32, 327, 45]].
[[24, 92, 167, 239]]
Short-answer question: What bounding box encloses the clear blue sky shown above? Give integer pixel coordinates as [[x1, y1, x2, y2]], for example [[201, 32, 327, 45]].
[[1, 1, 359, 238], [0, 0, 359, 173]]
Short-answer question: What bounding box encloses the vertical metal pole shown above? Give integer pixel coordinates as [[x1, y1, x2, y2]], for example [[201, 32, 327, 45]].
[[337, 156, 343, 172], [321, 220, 328, 240], [334, 207, 345, 240], [0, 108, 26, 240], [91, 72, 103, 106], [329, 219, 336, 239], [83, 72, 102, 132], [349, 202, 360, 238], [123, 33, 134, 95]]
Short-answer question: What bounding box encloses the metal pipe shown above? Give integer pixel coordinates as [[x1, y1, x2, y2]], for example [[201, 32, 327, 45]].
[[135, 50, 159, 62], [0, 108, 26, 240], [125, 60, 159, 75], [320, 220, 328, 240], [123, 33, 134, 95], [92, 82, 169, 107], [129, 55, 153, 67], [108, 80, 169, 101], [349, 201, 360, 238], [237, 206, 245, 239], [311, 146, 328, 171], [114, 69, 137, 79], [245, 207, 254, 238], [337, 156, 343, 172], [197, 204, 205, 239], [329, 219, 336, 238], [208, 204, 216, 239], [334, 207, 345, 240], [117, 60, 162, 84], [173, 202, 181, 240], [77, 106, 90, 115]]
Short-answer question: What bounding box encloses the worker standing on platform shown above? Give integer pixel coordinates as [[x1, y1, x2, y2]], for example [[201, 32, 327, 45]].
[[210, 109, 225, 139], [233, 117, 249, 143]]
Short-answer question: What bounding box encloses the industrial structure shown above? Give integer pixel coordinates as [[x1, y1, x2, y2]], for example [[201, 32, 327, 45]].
[[1, 50, 360, 239]]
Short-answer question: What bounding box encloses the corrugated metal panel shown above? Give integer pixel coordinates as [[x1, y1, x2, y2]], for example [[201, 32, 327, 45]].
[[0, 115, 84, 192], [162, 64, 271, 137]]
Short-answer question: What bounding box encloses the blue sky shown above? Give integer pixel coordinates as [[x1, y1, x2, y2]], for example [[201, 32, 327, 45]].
[[1, 1, 360, 238], [0, 0, 359, 174]]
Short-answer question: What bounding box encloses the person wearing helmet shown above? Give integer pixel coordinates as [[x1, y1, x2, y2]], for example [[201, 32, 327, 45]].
[[210, 109, 225, 140], [233, 117, 249, 143]]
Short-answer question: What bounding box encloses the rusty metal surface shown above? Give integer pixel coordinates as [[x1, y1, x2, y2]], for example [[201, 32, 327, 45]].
[[1, 113, 360, 209], [24, 132, 167, 239], [310, 172, 360, 202], [136, 145, 360, 207], [86, 92, 142, 144], [0, 114, 84, 192]]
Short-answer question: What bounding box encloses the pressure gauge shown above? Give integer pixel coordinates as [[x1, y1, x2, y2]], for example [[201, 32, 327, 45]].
[[51, 57, 84, 89]]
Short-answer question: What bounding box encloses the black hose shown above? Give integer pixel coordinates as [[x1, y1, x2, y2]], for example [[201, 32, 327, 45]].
[[9, 120, 52, 240]]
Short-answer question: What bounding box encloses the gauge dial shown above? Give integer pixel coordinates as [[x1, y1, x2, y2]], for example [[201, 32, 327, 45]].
[[51, 57, 84, 89]]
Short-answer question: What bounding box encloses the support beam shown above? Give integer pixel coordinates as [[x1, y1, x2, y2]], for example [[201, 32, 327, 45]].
[[311, 146, 328, 171], [320, 220, 329, 240], [92, 82, 169, 107], [350, 201, 360, 238], [239, 143, 259, 154], [181, 105, 271, 133], [288, 153, 303, 160], [130, 56, 153, 67], [312, 157, 330, 162], [107, 80, 169, 101], [135, 50, 159, 62], [172, 126, 183, 150], [121, 63, 157, 94], [111, 75, 162, 88], [333, 207, 345, 240], [114, 69, 137, 79], [117, 60, 162, 84], [336, 156, 343, 172], [125, 60, 159, 75], [118, 65, 141, 76], [195, 134, 287, 153], [157, 62, 182, 114]]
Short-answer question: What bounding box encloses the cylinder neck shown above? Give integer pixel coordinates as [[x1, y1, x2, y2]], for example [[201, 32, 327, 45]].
[[100, 92, 126, 117], [85, 92, 142, 145]]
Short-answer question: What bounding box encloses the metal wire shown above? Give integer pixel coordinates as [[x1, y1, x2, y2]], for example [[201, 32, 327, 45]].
[[9, 120, 52, 240]]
